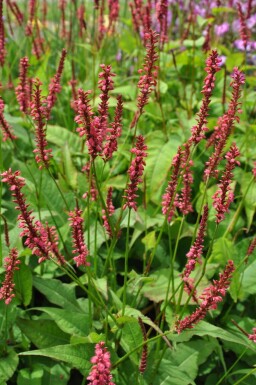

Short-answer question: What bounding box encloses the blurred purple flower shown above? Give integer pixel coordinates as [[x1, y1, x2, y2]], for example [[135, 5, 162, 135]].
[[215, 22, 229, 36], [247, 14, 256, 29]]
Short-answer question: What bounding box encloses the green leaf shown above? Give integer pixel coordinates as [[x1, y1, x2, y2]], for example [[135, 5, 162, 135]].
[[17, 318, 70, 348], [240, 260, 256, 299], [46, 125, 81, 152], [17, 368, 44, 385], [116, 316, 142, 364], [209, 238, 234, 267], [171, 321, 253, 349], [61, 143, 78, 190], [240, 173, 256, 230], [0, 348, 19, 383], [33, 276, 80, 311], [14, 260, 33, 307], [145, 131, 181, 204], [31, 306, 90, 336], [19, 344, 94, 370]]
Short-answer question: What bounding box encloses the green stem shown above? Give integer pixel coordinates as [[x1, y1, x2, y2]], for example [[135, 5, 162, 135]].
[[122, 208, 131, 315]]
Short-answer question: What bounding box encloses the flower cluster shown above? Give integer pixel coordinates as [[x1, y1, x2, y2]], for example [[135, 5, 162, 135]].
[[162, 147, 182, 222], [1, 169, 65, 265], [212, 143, 240, 224], [189, 50, 222, 144], [30, 78, 52, 169], [103, 95, 123, 161], [176, 260, 235, 333], [248, 328, 256, 343], [102, 187, 115, 237], [205, 68, 245, 179], [237, 2, 250, 49], [0, 0, 6, 66], [15, 57, 30, 114], [123, 135, 147, 211], [156, 0, 168, 47], [131, 30, 159, 127], [68, 207, 90, 267], [98, 64, 116, 138], [182, 205, 208, 283], [45, 48, 67, 119], [0, 248, 20, 305], [177, 144, 193, 215], [87, 342, 115, 385], [0, 98, 16, 141]]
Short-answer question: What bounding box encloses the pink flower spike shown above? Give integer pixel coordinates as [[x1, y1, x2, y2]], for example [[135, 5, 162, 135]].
[[98, 64, 116, 139], [189, 50, 221, 144], [45, 48, 67, 119], [87, 342, 116, 385], [15, 57, 30, 114], [68, 207, 90, 268], [176, 260, 235, 333], [103, 95, 123, 162], [162, 147, 182, 222], [0, 98, 16, 141], [131, 29, 159, 127], [30, 79, 52, 169], [102, 187, 115, 237], [248, 328, 256, 343], [182, 205, 208, 281], [237, 2, 250, 49], [0, 248, 20, 305], [212, 143, 240, 224], [1, 169, 65, 264], [123, 135, 147, 211]]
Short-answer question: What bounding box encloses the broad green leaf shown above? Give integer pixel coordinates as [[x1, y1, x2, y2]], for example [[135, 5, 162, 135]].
[[115, 316, 142, 364], [0, 348, 19, 383], [17, 368, 44, 385], [19, 344, 94, 370], [240, 260, 256, 299], [38, 363, 70, 385], [31, 306, 90, 336], [17, 318, 70, 348], [240, 173, 256, 230], [46, 125, 81, 152], [171, 321, 253, 349], [61, 143, 78, 190], [208, 238, 234, 267], [14, 260, 33, 307], [33, 276, 80, 311], [145, 131, 181, 204]]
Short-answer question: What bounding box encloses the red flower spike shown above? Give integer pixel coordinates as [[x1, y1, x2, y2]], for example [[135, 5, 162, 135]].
[[15, 57, 30, 114], [0, 0, 6, 66], [0, 98, 16, 141], [176, 260, 235, 333], [156, 0, 168, 48], [205, 68, 245, 179], [182, 205, 209, 282], [123, 135, 148, 211], [237, 2, 250, 49], [189, 50, 221, 145], [30, 78, 52, 169], [102, 187, 115, 237], [0, 248, 20, 305], [87, 342, 116, 385], [162, 147, 182, 222], [68, 207, 90, 267], [103, 95, 123, 162], [98, 64, 116, 140], [45, 48, 67, 119], [177, 143, 193, 215], [1, 169, 65, 264], [212, 143, 240, 224]]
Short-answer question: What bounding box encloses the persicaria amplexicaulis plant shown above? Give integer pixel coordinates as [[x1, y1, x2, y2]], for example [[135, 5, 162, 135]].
[[2, 3, 256, 383]]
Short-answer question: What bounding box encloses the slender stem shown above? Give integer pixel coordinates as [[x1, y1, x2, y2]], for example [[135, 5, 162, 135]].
[[122, 208, 131, 315]]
